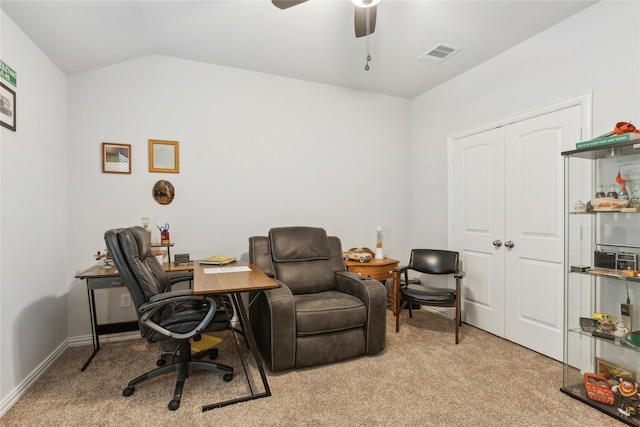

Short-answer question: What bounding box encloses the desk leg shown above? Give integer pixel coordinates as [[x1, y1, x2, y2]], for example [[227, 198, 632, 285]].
[[201, 292, 271, 411], [81, 287, 101, 371]]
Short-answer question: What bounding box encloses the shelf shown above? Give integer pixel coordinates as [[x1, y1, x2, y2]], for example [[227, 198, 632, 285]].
[[569, 211, 640, 215], [569, 270, 640, 283], [568, 328, 640, 352], [561, 382, 640, 427], [562, 139, 640, 160]]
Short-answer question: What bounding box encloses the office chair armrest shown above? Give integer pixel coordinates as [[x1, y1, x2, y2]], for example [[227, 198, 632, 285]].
[[145, 289, 195, 306], [454, 269, 465, 279], [394, 265, 409, 274], [167, 271, 194, 287], [140, 292, 218, 340]]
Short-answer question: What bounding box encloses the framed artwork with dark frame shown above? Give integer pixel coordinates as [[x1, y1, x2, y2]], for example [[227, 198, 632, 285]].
[[102, 142, 131, 174], [149, 139, 179, 173], [0, 82, 16, 131]]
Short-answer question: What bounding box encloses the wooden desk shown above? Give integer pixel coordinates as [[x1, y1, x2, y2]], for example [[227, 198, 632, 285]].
[[75, 262, 194, 371], [344, 257, 400, 315], [193, 261, 277, 411]]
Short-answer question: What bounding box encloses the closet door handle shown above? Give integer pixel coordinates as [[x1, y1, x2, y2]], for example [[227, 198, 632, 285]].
[[492, 240, 502, 248], [505, 240, 515, 248]]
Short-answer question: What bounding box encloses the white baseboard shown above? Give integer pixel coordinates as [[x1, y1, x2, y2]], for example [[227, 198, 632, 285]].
[[1, 319, 243, 417], [67, 332, 140, 347], [0, 339, 68, 418]]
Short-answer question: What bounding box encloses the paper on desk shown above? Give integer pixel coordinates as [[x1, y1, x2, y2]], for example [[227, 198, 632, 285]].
[[203, 266, 251, 274]]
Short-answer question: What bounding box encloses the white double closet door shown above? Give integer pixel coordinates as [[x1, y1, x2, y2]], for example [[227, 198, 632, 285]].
[[450, 104, 582, 361]]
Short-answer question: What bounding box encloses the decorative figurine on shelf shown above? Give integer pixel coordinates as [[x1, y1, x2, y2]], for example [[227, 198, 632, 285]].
[[583, 372, 615, 405], [343, 248, 372, 263], [94, 249, 113, 268], [158, 223, 170, 245], [612, 376, 640, 418], [599, 316, 616, 333], [617, 172, 630, 201]]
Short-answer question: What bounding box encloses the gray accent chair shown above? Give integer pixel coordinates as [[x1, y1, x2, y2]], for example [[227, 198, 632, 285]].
[[248, 226, 386, 372]]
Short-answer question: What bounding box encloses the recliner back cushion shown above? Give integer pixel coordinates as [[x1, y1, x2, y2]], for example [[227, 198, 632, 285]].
[[269, 227, 335, 294], [248, 236, 274, 277]]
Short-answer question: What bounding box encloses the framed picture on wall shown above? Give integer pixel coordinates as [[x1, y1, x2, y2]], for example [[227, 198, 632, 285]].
[[149, 139, 179, 173], [102, 142, 131, 174], [0, 82, 16, 131]]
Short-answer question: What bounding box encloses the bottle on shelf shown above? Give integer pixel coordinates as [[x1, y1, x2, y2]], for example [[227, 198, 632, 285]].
[[631, 182, 640, 208], [617, 172, 629, 201], [594, 185, 605, 198]]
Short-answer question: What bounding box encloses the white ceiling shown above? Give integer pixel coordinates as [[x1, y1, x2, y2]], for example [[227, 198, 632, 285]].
[[1, 0, 597, 99]]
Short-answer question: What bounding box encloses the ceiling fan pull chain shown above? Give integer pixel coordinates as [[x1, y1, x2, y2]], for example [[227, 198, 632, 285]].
[[365, 24, 372, 71]]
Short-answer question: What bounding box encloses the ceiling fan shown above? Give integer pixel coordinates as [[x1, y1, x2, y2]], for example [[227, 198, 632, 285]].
[[272, 0, 378, 38]]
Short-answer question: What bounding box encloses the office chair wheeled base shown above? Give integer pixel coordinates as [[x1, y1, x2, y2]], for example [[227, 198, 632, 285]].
[[123, 340, 233, 410]]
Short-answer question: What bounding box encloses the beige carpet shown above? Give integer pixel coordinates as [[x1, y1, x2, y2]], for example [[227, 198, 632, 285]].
[[1, 310, 622, 426]]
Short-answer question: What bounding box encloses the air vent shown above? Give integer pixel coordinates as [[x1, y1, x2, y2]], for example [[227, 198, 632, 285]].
[[417, 43, 461, 64]]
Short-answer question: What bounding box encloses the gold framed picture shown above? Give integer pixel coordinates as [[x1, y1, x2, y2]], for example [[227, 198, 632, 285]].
[[149, 139, 179, 173], [101, 142, 131, 174]]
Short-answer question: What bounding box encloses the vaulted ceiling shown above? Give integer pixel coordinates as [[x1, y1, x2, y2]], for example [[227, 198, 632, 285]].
[[1, 0, 597, 99]]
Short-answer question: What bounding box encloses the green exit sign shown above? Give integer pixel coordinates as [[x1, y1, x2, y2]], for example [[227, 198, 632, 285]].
[[0, 60, 17, 87]]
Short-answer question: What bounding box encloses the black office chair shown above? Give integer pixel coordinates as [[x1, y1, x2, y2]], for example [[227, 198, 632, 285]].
[[394, 249, 464, 344], [104, 227, 233, 410]]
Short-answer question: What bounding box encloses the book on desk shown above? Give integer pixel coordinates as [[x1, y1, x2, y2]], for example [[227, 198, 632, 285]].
[[199, 256, 236, 265]]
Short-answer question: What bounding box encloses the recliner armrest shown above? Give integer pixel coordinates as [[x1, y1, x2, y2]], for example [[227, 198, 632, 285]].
[[335, 271, 379, 300], [334, 271, 386, 354], [249, 280, 296, 371]]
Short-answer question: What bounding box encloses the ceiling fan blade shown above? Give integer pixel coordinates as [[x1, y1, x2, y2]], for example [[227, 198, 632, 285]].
[[272, 0, 308, 10], [354, 4, 377, 38]]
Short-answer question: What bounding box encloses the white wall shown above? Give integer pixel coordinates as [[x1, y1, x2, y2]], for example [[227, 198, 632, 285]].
[[410, 0, 640, 249], [0, 11, 68, 411], [5, 0, 640, 415], [66, 55, 412, 336]]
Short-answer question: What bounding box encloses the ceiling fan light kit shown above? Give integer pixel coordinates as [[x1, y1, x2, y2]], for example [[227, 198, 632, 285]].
[[272, 0, 379, 70], [351, 0, 381, 8], [272, 0, 378, 38]]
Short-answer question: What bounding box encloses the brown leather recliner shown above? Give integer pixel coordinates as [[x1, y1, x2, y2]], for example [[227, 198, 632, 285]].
[[248, 226, 386, 372]]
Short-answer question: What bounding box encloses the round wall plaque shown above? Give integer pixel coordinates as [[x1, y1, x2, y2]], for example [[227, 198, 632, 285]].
[[152, 180, 175, 205]]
